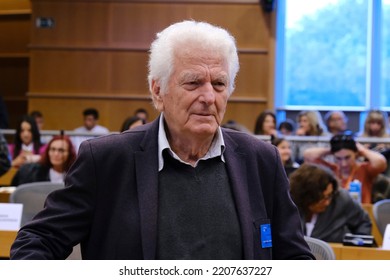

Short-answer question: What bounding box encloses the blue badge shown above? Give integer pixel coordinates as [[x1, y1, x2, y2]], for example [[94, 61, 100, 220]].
[[260, 224, 272, 248]]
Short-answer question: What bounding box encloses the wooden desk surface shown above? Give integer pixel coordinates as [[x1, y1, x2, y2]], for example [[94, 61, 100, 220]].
[[0, 230, 17, 258], [0, 192, 10, 203], [0, 167, 17, 187], [330, 243, 390, 260], [0, 187, 15, 203]]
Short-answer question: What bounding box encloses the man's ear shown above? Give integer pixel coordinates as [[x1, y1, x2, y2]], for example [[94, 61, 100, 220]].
[[151, 80, 163, 111]]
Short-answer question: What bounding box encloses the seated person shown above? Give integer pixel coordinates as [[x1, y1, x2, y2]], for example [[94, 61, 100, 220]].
[[278, 119, 295, 136], [303, 133, 387, 203], [271, 137, 299, 176], [0, 131, 11, 176], [120, 116, 146, 132], [11, 135, 76, 186], [254, 110, 277, 137], [221, 120, 252, 134], [292, 110, 330, 164], [72, 108, 109, 153], [323, 110, 350, 135], [289, 163, 372, 243], [9, 115, 46, 168], [134, 108, 149, 123]]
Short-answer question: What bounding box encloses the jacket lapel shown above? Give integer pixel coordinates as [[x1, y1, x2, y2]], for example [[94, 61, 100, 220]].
[[135, 119, 160, 259], [223, 132, 254, 259]]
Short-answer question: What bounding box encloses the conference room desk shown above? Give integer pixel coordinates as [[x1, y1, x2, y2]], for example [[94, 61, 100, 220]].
[[329, 243, 390, 260], [0, 187, 14, 203], [0, 230, 17, 258], [0, 167, 17, 187]]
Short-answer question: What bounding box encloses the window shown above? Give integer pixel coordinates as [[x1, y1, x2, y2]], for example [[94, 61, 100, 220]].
[[276, 0, 388, 111], [382, 0, 390, 108]]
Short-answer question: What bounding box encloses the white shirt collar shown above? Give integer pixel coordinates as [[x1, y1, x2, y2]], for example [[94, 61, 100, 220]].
[[158, 113, 225, 171], [21, 143, 34, 152]]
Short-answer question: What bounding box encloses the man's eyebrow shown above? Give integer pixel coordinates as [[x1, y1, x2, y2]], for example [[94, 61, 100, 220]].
[[213, 75, 228, 82], [179, 72, 200, 82]]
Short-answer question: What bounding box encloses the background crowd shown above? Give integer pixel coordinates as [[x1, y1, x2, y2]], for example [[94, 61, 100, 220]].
[[1, 105, 390, 246]]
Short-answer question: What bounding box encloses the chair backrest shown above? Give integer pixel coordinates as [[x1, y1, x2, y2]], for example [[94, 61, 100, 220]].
[[9, 181, 64, 227], [304, 236, 336, 260], [373, 199, 390, 237]]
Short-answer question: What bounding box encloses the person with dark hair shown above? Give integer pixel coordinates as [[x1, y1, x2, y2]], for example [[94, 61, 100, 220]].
[[278, 118, 295, 136], [221, 120, 252, 134], [11, 20, 313, 260], [289, 163, 372, 243], [11, 135, 76, 186], [120, 116, 145, 132], [303, 134, 387, 203], [253, 110, 277, 136], [72, 108, 109, 153], [30, 110, 52, 144], [30, 110, 44, 128], [0, 131, 11, 176], [134, 108, 149, 123], [271, 137, 299, 176], [9, 115, 46, 168]]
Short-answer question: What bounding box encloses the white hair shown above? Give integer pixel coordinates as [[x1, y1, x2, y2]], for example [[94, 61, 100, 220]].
[[148, 20, 239, 102]]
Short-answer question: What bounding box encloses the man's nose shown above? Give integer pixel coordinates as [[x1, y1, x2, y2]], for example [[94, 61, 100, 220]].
[[198, 83, 216, 104]]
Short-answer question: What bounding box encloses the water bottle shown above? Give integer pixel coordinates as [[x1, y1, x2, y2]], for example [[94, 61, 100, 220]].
[[349, 179, 362, 203]]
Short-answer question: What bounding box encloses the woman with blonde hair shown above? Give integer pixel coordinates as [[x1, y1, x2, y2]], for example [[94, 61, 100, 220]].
[[360, 109, 389, 137], [359, 109, 390, 153], [293, 110, 329, 163], [296, 110, 328, 136]]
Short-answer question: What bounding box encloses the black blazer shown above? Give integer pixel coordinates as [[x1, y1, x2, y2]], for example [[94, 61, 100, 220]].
[[11, 117, 314, 260], [11, 163, 50, 186]]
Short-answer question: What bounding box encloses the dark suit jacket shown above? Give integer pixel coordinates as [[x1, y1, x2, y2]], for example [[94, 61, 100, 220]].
[[11, 163, 50, 186], [11, 117, 314, 260]]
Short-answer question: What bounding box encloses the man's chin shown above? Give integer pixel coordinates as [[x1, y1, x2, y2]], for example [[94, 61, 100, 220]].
[[190, 124, 218, 136]]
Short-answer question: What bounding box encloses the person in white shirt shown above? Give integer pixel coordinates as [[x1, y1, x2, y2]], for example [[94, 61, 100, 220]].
[[72, 108, 109, 153]]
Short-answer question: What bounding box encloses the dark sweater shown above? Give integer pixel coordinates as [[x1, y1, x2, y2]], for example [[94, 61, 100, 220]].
[[156, 152, 243, 259]]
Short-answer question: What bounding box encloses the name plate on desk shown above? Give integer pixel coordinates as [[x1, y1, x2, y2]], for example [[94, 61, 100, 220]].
[[0, 203, 23, 230], [342, 233, 375, 247]]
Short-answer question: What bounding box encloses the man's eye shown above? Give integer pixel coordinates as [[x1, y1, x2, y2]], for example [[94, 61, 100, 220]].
[[213, 82, 226, 90]]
